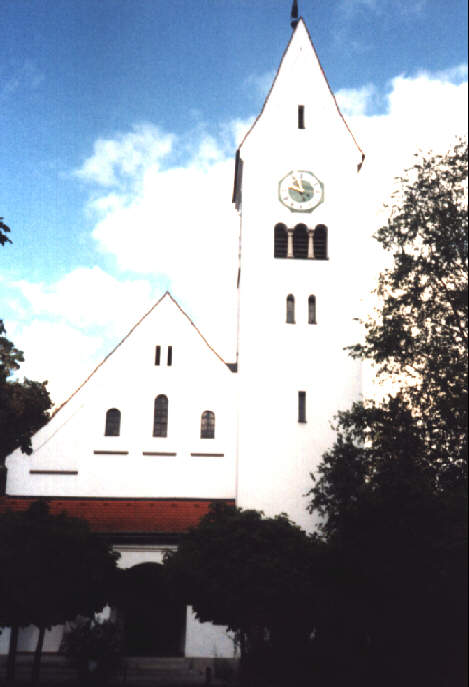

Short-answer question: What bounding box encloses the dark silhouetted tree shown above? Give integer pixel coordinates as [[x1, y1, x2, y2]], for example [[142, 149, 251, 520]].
[[0, 501, 119, 685], [165, 503, 320, 686], [308, 140, 468, 687], [0, 322, 51, 493], [0, 217, 12, 247]]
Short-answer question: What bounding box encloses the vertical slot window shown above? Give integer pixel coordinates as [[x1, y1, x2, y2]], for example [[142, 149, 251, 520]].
[[167, 346, 173, 366], [286, 294, 295, 324], [298, 105, 305, 129], [308, 295, 317, 324], [155, 346, 161, 366], [298, 391, 306, 423]]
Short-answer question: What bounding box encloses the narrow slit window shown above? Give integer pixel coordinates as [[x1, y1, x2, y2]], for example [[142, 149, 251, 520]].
[[298, 391, 306, 423], [286, 294, 295, 324], [155, 346, 161, 366], [167, 346, 173, 366], [200, 411, 215, 439], [308, 295, 317, 324], [298, 105, 305, 129], [105, 408, 121, 436], [153, 395, 168, 437]]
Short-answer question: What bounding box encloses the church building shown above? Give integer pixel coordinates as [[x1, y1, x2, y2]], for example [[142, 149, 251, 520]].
[[0, 15, 365, 661]]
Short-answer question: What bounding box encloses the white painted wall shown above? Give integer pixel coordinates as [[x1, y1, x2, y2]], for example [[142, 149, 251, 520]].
[[185, 607, 236, 659], [6, 295, 237, 500], [235, 21, 365, 530], [0, 625, 64, 655]]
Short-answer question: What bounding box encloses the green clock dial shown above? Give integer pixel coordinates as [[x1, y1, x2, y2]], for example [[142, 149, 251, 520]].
[[288, 179, 315, 203], [279, 170, 324, 213]]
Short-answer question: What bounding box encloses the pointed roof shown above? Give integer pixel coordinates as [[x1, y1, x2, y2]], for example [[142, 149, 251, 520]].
[[51, 291, 230, 418], [239, 17, 364, 167]]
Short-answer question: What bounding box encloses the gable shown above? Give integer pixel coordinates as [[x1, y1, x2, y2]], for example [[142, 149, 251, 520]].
[[238, 19, 364, 172]]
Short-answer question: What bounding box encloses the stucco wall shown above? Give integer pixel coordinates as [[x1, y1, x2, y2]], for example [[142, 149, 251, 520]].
[[6, 296, 237, 501], [235, 21, 365, 531]]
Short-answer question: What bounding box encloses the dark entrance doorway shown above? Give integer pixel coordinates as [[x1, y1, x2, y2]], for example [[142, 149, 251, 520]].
[[116, 562, 186, 657]]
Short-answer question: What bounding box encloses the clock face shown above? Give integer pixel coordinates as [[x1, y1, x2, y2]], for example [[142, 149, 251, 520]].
[[278, 170, 324, 213]]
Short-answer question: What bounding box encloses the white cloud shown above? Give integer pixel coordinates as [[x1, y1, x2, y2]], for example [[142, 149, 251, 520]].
[[336, 84, 376, 116], [88, 146, 240, 359], [75, 123, 175, 187], [9, 320, 105, 407], [14, 267, 157, 336], [10, 65, 466, 404]]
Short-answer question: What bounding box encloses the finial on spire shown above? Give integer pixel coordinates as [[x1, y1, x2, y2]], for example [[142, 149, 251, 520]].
[[291, 0, 299, 30]]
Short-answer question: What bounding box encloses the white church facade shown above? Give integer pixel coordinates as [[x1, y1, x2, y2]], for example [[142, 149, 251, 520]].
[[1, 18, 365, 659]]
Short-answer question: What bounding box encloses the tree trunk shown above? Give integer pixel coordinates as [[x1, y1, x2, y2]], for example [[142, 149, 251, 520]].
[[0, 464, 7, 495], [31, 625, 46, 686], [6, 624, 19, 686]]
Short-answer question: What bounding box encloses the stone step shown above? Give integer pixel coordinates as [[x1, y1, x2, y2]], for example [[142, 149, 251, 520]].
[[0, 655, 235, 685]]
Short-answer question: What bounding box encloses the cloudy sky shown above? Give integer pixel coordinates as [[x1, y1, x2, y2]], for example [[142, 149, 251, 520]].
[[1, 0, 467, 405]]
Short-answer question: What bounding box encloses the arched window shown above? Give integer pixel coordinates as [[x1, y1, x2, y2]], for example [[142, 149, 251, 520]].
[[293, 224, 308, 259], [286, 294, 295, 324], [274, 223, 288, 258], [308, 295, 317, 324], [105, 408, 121, 436], [200, 411, 215, 439], [153, 395, 168, 437], [314, 224, 328, 260]]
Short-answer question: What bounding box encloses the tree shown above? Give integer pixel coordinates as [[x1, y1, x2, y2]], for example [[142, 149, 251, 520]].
[[0, 321, 51, 493], [348, 138, 467, 484], [0, 217, 12, 247], [0, 500, 120, 685], [308, 141, 468, 687], [165, 503, 319, 686]]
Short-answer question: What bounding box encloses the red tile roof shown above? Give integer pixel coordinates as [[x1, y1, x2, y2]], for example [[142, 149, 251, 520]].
[[0, 497, 235, 534]]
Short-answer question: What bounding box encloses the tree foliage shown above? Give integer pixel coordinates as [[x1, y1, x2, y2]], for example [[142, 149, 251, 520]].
[[0, 321, 51, 475], [308, 141, 468, 686], [0, 500, 119, 684], [348, 139, 468, 483], [165, 503, 321, 685], [0, 217, 12, 247], [166, 503, 316, 637]]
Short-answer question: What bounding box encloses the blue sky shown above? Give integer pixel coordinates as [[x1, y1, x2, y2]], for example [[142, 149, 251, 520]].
[[0, 0, 467, 403]]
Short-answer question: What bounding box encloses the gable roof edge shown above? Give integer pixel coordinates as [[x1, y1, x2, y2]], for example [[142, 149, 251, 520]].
[[51, 291, 228, 419], [238, 18, 365, 171]]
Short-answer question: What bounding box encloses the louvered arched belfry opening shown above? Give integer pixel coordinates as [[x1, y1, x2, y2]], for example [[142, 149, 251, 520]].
[[314, 224, 328, 260], [274, 223, 288, 258], [293, 223, 308, 259]]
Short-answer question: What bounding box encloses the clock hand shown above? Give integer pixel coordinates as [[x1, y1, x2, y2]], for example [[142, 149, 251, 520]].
[[292, 176, 304, 192]]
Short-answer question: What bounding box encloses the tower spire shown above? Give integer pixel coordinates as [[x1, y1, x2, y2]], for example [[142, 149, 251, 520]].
[[290, 0, 299, 30]]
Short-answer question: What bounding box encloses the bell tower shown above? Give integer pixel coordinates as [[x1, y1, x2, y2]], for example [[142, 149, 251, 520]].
[[233, 18, 365, 530]]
